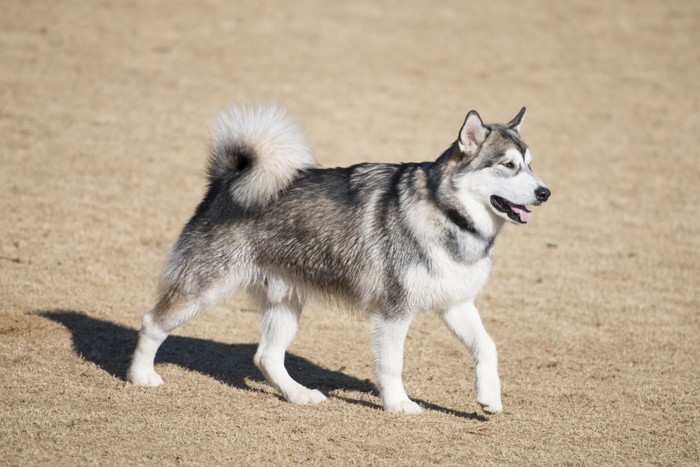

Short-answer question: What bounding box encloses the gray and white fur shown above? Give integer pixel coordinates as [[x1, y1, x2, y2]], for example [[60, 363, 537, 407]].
[[128, 104, 551, 414]]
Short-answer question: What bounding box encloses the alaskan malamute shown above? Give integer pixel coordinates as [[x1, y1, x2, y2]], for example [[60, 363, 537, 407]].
[[128, 104, 550, 414]]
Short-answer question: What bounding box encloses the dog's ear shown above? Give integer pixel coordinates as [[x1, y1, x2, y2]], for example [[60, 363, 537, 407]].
[[458, 110, 489, 156], [507, 107, 526, 133]]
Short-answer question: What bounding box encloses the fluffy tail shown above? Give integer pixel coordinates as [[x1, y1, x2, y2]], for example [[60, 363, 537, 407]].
[[209, 104, 318, 208]]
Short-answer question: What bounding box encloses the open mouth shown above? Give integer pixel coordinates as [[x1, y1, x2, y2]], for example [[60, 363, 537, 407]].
[[490, 195, 532, 224]]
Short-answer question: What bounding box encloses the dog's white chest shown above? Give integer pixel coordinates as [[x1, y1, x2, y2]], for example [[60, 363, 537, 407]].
[[402, 252, 492, 311]]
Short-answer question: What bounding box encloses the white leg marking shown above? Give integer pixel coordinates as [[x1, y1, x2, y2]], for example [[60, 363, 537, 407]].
[[254, 298, 326, 405], [128, 309, 168, 386], [441, 302, 502, 414], [371, 315, 422, 414]]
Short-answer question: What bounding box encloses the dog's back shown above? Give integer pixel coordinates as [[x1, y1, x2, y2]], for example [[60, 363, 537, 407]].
[[250, 162, 434, 311]]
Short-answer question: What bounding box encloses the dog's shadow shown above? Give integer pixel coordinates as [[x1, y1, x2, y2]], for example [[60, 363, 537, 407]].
[[36, 310, 485, 421]]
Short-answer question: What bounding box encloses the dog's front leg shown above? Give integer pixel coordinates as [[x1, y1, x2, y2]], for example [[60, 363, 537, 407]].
[[371, 314, 422, 414], [441, 302, 502, 414]]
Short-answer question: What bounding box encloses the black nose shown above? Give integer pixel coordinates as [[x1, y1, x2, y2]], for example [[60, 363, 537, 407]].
[[535, 186, 551, 202]]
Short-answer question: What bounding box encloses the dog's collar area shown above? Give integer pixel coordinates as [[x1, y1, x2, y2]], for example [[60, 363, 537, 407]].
[[490, 195, 531, 224], [445, 208, 478, 234]]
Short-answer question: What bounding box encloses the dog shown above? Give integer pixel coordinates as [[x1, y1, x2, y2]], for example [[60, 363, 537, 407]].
[[127, 104, 550, 414]]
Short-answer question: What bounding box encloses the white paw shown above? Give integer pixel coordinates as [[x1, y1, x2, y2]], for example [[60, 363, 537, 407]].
[[476, 374, 502, 414], [127, 367, 164, 387], [285, 387, 327, 405], [384, 400, 423, 414], [476, 391, 502, 414]]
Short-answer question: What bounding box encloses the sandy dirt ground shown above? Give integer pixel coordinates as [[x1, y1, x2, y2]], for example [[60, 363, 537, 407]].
[[1, 0, 698, 465]]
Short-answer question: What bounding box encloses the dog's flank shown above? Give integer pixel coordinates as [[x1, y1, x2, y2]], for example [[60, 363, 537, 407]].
[[128, 104, 551, 414]]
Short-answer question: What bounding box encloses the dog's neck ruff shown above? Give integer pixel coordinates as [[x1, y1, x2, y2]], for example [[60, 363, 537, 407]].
[[421, 155, 496, 247], [444, 206, 497, 256]]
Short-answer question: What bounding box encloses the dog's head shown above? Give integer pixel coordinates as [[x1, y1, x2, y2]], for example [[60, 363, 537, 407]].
[[448, 108, 550, 225]]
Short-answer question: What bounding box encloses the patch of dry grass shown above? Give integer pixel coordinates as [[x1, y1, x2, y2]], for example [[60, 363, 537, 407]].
[[1, 0, 698, 464]]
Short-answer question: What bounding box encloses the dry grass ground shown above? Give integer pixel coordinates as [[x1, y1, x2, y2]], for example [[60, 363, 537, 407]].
[[1, 0, 698, 465]]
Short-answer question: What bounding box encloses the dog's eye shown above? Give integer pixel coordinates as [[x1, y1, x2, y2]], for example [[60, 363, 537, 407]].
[[501, 161, 516, 170]]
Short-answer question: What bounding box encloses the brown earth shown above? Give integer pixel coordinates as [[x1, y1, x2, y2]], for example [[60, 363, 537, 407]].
[[1, 0, 698, 465]]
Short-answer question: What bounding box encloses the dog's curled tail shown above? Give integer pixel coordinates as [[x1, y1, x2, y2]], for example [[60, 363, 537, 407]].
[[209, 104, 318, 208]]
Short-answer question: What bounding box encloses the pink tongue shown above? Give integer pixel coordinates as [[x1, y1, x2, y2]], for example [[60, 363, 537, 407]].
[[511, 205, 532, 223]]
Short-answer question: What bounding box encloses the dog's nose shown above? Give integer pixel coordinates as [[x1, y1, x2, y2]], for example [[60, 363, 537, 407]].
[[535, 186, 551, 202]]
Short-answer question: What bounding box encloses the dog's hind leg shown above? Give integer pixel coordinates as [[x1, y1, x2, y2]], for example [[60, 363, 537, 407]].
[[128, 293, 204, 387], [127, 304, 170, 387], [252, 283, 327, 405], [128, 278, 238, 387], [441, 301, 502, 414], [371, 314, 423, 414]]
